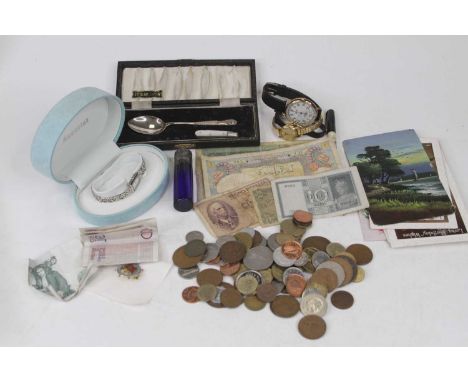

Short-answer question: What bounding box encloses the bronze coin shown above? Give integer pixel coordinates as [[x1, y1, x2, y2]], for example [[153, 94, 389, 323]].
[[270, 295, 300, 318], [182, 286, 199, 303], [252, 230, 265, 247], [302, 236, 330, 251], [172, 245, 202, 269], [276, 232, 296, 245], [256, 283, 278, 303], [298, 315, 326, 340], [310, 268, 338, 292], [220, 262, 241, 276], [334, 255, 357, 284], [185, 239, 207, 257], [331, 257, 354, 285], [196, 268, 223, 286], [286, 274, 306, 297], [331, 290, 354, 309], [220, 287, 243, 308], [292, 210, 313, 226], [219, 240, 246, 263], [281, 241, 303, 260], [234, 232, 253, 249], [207, 282, 234, 308], [346, 244, 373, 265], [244, 295, 266, 311]]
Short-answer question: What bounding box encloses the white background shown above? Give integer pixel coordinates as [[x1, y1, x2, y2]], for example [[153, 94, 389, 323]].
[[1, 36, 468, 346]]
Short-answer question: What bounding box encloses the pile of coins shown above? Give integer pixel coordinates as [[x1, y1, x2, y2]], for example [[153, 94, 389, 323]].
[[173, 210, 373, 340]]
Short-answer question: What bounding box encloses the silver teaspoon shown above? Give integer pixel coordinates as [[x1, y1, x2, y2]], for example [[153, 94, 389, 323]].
[[128, 116, 238, 135]]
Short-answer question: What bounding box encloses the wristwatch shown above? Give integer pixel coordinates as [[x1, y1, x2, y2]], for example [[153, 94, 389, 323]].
[[262, 82, 334, 140]]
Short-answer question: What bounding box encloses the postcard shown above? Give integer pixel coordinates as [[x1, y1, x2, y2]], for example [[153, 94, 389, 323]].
[[342, 129, 454, 225]]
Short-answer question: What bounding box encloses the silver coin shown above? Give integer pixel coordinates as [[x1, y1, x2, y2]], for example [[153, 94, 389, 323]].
[[326, 242, 346, 257], [267, 233, 281, 251], [271, 280, 285, 294], [302, 286, 327, 298], [300, 292, 328, 317], [282, 267, 305, 285], [243, 246, 274, 270], [294, 251, 309, 267], [236, 270, 264, 285], [317, 260, 346, 287], [312, 250, 330, 268], [273, 247, 296, 267], [202, 243, 220, 263], [177, 265, 199, 279], [239, 227, 255, 237], [216, 235, 237, 247], [185, 230, 204, 242]]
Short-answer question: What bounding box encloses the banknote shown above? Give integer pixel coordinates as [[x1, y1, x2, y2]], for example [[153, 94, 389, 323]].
[[80, 218, 159, 266], [200, 135, 341, 198], [271, 167, 369, 220], [250, 185, 279, 227], [195, 177, 272, 237], [195, 141, 304, 201], [28, 238, 97, 301]]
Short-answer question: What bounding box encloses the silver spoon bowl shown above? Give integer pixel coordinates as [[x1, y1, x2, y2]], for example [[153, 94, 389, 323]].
[[128, 115, 237, 135]]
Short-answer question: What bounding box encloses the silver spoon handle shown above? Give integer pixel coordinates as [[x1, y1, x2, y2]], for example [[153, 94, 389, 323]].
[[165, 119, 237, 127]]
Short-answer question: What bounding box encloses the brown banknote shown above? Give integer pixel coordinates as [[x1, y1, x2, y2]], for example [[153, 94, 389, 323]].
[[194, 178, 272, 237]]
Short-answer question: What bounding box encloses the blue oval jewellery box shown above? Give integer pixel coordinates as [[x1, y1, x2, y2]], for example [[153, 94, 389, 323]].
[[31, 87, 169, 226]]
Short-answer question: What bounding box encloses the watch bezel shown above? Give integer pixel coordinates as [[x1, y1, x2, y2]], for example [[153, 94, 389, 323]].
[[285, 97, 321, 127]]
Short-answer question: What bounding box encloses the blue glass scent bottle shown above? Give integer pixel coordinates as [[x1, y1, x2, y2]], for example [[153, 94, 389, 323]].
[[173, 148, 193, 212]]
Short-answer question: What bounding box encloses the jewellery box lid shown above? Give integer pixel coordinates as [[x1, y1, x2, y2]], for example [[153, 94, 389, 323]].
[[31, 87, 125, 188]]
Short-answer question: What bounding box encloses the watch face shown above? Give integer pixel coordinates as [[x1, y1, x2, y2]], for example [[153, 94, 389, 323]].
[[286, 99, 318, 126]]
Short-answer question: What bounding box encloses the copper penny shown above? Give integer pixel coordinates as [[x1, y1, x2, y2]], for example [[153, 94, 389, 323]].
[[220, 288, 243, 308], [256, 283, 279, 303], [286, 274, 306, 297], [219, 240, 246, 263], [302, 236, 330, 251], [182, 286, 199, 303], [281, 241, 303, 260], [331, 290, 354, 309], [220, 262, 241, 276], [172, 245, 202, 269], [310, 268, 338, 292], [298, 315, 326, 340], [196, 268, 223, 286], [331, 257, 354, 285], [346, 244, 373, 265], [270, 295, 300, 318], [292, 210, 313, 227]]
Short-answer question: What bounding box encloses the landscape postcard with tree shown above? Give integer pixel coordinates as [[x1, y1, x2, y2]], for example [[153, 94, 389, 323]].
[[343, 129, 454, 225]]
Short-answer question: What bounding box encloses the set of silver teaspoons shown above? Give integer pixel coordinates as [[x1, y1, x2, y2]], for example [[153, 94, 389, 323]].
[[127, 66, 248, 137]]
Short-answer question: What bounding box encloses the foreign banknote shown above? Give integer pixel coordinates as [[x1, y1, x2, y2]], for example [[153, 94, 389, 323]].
[[249, 185, 279, 227], [195, 141, 304, 201], [271, 167, 369, 220], [80, 218, 159, 266], [200, 136, 341, 198], [28, 239, 97, 301], [195, 177, 274, 237]]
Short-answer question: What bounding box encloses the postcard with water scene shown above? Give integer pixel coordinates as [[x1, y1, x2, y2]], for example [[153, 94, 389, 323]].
[[342, 129, 454, 225]]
